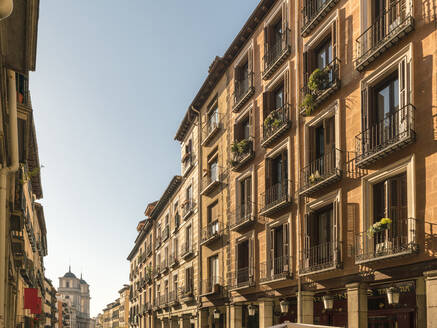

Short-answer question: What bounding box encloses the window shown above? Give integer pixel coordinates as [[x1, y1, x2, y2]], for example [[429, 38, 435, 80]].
[[174, 202, 180, 229], [207, 103, 219, 134], [208, 155, 218, 182], [373, 172, 407, 223], [308, 116, 335, 172], [66, 281, 70, 288], [269, 223, 289, 276], [235, 238, 254, 285], [208, 255, 219, 285], [16, 73, 28, 104], [173, 274, 178, 293], [185, 267, 193, 293], [186, 225, 192, 249], [234, 116, 250, 142], [264, 150, 289, 210], [306, 205, 333, 249], [186, 186, 192, 203], [17, 118, 26, 163], [207, 202, 219, 235], [239, 177, 252, 219]]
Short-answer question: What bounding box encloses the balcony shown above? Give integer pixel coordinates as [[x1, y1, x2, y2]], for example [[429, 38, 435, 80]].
[[261, 104, 291, 148], [169, 252, 178, 268], [168, 290, 179, 306], [355, 0, 414, 71], [300, 241, 341, 275], [153, 266, 161, 278], [355, 217, 418, 264], [355, 104, 415, 168], [146, 244, 152, 257], [160, 293, 169, 308], [160, 259, 168, 274], [301, 0, 339, 37], [259, 181, 291, 217], [173, 213, 181, 232], [182, 199, 195, 219], [260, 256, 291, 283], [263, 28, 291, 80], [201, 276, 226, 298], [182, 153, 194, 176], [146, 303, 153, 313], [181, 241, 195, 259], [200, 220, 225, 246], [11, 230, 25, 259], [299, 148, 342, 196], [155, 236, 161, 249], [300, 58, 340, 116], [201, 172, 222, 196], [162, 226, 170, 242], [230, 138, 254, 171], [229, 266, 255, 290], [233, 72, 255, 112], [202, 113, 222, 146], [180, 283, 195, 303], [230, 204, 255, 231]]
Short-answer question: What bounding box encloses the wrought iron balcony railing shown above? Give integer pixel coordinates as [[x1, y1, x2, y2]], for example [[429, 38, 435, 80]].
[[299, 148, 342, 196], [180, 241, 195, 259], [230, 203, 254, 231], [355, 104, 415, 168], [146, 244, 152, 257], [300, 58, 340, 116], [260, 256, 291, 283], [355, 217, 418, 264], [200, 220, 225, 245], [201, 276, 226, 297], [263, 28, 291, 80], [168, 290, 179, 305], [229, 266, 255, 290], [162, 226, 170, 242], [300, 241, 341, 275], [260, 181, 291, 216], [202, 113, 222, 145], [201, 170, 224, 196], [230, 138, 254, 171], [174, 213, 181, 232], [355, 0, 414, 71], [169, 252, 178, 267], [302, 0, 339, 36], [180, 283, 195, 302], [262, 104, 291, 147], [233, 72, 255, 112], [182, 199, 195, 219], [160, 259, 168, 273]]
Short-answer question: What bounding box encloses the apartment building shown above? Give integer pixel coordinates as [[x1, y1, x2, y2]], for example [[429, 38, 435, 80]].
[[119, 285, 130, 328]]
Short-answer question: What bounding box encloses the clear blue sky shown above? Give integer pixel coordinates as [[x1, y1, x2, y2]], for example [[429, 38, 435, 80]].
[[31, 0, 259, 317]]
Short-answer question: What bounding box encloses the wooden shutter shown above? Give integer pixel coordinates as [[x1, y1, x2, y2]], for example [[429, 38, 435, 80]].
[[249, 237, 254, 281], [269, 228, 275, 275], [263, 91, 272, 118], [304, 213, 311, 266], [264, 27, 269, 56], [246, 177, 252, 213], [248, 47, 254, 88], [281, 151, 288, 194], [281, 2, 288, 47], [283, 222, 289, 271], [249, 108, 254, 139], [235, 242, 239, 276], [283, 70, 290, 108], [331, 20, 337, 61], [303, 51, 309, 81], [332, 200, 338, 263], [265, 158, 272, 193], [233, 122, 239, 142]]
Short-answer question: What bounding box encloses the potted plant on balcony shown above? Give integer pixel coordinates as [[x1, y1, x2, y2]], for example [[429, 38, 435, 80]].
[[264, 110, 282, 131], [300, 67, 330, 116], [300, 93, 315, 116], [308, 170, 322, 184], [367, 218, 392, 238]]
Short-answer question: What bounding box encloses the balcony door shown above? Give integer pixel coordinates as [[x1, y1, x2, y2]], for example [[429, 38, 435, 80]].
[[269, 223, 289, 277], [208, 255, 219, 288], [315, 38, 332, 70], [306, 205, 333, 266], [207, 105, 219, 133], [239, 177, 252, 219], [274, 84, 284, 110], [309, 117, 335, 177], [266, 151, 288, 205], [207, 202, 219, 235], [209, 157, 218, 182], [236, 240, 249, 284]]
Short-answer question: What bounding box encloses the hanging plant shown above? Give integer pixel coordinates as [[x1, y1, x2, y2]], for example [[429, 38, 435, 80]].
[[300, 93, 315, 116], [308, 68, 329, 92], [367, 218, 392, 238]]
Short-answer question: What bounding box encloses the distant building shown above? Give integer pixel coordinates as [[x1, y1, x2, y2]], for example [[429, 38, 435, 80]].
[[58, 267, 91, 328]]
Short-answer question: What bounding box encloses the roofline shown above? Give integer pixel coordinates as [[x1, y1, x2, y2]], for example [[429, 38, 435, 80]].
[[174, 0, 276, 141]]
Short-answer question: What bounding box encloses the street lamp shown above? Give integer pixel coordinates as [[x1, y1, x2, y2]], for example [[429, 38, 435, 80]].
[[248, 304, 256, 316], [322, 295, 334, 310], [280, 300, 289, 314], [386, 287, 400, 305], [213, 309, 221, 320]]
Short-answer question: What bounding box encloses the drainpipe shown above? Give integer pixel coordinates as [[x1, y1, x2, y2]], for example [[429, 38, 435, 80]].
[[0, 70, 19, 328], [294, 0, 303, 322], [0, 0, 12, 21]]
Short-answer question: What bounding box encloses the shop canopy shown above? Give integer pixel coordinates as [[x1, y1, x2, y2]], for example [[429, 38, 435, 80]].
[[269, 323, 342, 328]]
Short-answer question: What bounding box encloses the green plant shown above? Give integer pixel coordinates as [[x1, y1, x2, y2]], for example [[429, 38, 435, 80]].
[[308, 170, 322, 184], [231, 139, 250, 155], [367, 218, 392, 238], [308, 68, 329, 92], [264, 110, 282, 129], [300, 93, 315, 116]]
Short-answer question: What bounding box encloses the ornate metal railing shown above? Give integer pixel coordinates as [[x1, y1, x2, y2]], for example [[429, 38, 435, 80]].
[[262, 104, 291, 146], [230, 203, 254, 230], [302, 0, 339, 36], [203, 113, 222, 144], [181, 241, 195, 258], [301, 58, 340, 115], [355, 0, 414, 70], [300, 148, 342, 195], [168, 290, 179, 304], [162, 226, 170, 242], [230, 138, 254, 170], [201, 220, 225, 245], [169, 251, 178, 267], [300, 241, 340, 274], [355, 104, 415, 167], [355, 217, 418, 263], [260, 256, 291, 282], [234, 72, 255, 111], [263, 28, 291, 79], [182, 199, 195, 218], [229, 266, 254, 289], [260, 180, 290, 215], [202, 276, 225, 296]]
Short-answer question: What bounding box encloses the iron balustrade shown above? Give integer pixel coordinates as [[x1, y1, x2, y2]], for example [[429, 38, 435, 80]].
[[160, 259, 168, 272], [181, 241, 195, 258], [355, 104, 415, 167], [203, 113, 222, 144], [201, 220, 224, 244], [182, 153, 193, 174], [300, 241, 340, 274], [160, 293, 168, 307], [262, 104, 291, 146], [301, 58, 340, 114], [263, 28, 291, 78], [260, 256, 291, 282], [230, 203, 254, 230], [355, 0, 414, 70], [302, 0, 339, 36], [162, 226, 170, 241], [182, 199, 195, 218], [202, 276, 224, 295], [181, 281, 194, 297], [234, 72, 255, 111], [230, 266, 253, 289], [260, 180, 290, 214], [230, 138, 254, 170], [201, 170, 222, 194], [146, 244, 152, 256], [300, 148, 342, 194], [355, 217, 417, 263], [169, 252, 178, 266], [168, 290, 179, 304]]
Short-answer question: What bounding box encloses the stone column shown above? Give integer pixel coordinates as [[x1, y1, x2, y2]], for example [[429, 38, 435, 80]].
[[425, 270, 437, 326], [416, 277, 426, 328], [199, 309, 209, 328], [346, 282, 368, 328], [258, 298, 274, 328], [179, 316, 190, 328], [298, 291, 314, 324], [230, 304, 242, 328]]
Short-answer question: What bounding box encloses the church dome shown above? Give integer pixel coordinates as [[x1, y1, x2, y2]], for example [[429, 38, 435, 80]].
[[63, 266, 77, 278]]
